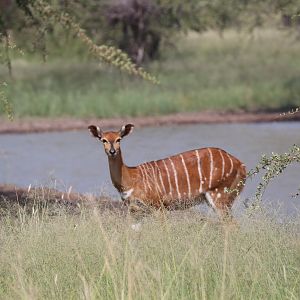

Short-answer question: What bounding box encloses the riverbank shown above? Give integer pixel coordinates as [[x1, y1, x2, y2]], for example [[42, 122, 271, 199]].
[[0, 184, 124, 214], [0, 110, 299, 134]]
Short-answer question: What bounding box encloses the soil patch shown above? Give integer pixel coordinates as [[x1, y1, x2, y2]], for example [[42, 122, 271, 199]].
[[0, 111, 299, 134]]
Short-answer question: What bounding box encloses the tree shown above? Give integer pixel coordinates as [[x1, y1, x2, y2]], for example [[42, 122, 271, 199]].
[[0, 0, 157, 80], [0, 0, 158, 118]]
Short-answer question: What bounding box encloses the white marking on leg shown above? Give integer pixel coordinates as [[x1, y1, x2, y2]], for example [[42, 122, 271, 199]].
[[219, 149, 225, 178], [162, 159, 172, 196], [208, 148, 214, 189], [120, 188, 134, 200], [180, 154, 191, 198], [226, 152, 234, 175], [205, 192, 217, 210], [155, 161, 166, 195], [169, 158, 181, 199]]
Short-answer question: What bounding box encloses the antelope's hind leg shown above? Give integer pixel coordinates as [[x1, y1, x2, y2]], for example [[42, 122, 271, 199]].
[[205, 168, 246, 221], [205, 191, 230, 220]]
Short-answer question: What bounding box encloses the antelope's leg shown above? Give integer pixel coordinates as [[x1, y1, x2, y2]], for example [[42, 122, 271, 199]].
[[205, 191, 232, 220], [205, 166, 246, 220]]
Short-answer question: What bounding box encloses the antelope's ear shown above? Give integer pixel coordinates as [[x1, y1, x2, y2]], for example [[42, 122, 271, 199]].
[[119, 124, 134, 138], [88, 125, 103, 139]]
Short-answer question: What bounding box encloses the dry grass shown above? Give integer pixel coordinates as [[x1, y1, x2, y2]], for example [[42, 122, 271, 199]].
[[0, 188, 299, 299]]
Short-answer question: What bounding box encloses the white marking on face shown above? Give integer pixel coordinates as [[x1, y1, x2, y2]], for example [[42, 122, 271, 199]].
[[96, 126, 101, 135], [195, 150, 203, 193], [155, 161, 166, 195], [120, 188, 134, 200], [217, 193, 221, 199], [169, 158, 181, 199], [180, 154, 191, 198], [162, 159, 172, 196], [219, 149, 225, 178], [205, 192, 217, 210], [208, 148, 214, 189]]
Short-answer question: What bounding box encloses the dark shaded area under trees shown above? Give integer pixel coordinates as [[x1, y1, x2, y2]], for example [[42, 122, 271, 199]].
[[1, 0, 300, 65]]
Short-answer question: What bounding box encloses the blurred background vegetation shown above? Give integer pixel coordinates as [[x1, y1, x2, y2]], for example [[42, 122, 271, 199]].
[[0, 0, 300, 118]]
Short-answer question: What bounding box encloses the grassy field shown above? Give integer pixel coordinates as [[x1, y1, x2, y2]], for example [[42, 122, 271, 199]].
[[0, 196, 299, 299], [1, 28, 300, 118]]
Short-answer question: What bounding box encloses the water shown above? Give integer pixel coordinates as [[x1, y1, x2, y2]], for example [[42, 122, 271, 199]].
[[0, 122, 299, 217]]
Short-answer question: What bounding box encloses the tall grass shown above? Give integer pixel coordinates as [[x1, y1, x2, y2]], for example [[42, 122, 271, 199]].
[[1, 28, 300, 118], [0, 201, 299, 299]]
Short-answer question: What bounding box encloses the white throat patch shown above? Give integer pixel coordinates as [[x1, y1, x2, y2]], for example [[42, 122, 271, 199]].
[[120, 188, 134, 201]]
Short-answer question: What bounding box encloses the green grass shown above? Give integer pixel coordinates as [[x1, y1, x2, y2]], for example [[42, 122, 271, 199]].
[[1, 28, 300, 118], [0, 196, 299, 299]]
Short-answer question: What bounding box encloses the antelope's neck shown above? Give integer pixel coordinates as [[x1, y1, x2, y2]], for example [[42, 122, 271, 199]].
[[108, 150, 132, 192]]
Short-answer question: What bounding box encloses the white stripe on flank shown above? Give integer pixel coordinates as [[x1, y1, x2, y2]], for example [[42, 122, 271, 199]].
[[162, 159, 172, 196], [195, 150, 203, 193], [169, 158, 181, 199], [148, 162, 161, 195], [155, 161, 166, 195], [180, 154, 191, 198], [144, 163, 154, 185], [138, 165, 147, 193], [141, 164, 152, 191], [218, 149, 225, 178], [226, 152, 234, 175], [208, 148, 214, 189]]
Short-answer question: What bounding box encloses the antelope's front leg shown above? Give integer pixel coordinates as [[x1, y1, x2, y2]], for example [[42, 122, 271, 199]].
[[126, 198, 151, 232]]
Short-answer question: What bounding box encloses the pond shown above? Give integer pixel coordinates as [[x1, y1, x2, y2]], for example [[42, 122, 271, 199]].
[[0, 122, 299, 218]]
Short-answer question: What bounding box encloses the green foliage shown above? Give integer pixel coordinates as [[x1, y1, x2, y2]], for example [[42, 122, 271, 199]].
[[0, 81, 13, 120], [0, 0, 158, 119], [1, 29, 299, 118], [248, 144, 300, 210], [31, 0, 158, 83], [0, 0, 158, 79], [48, 0, 300, 63]]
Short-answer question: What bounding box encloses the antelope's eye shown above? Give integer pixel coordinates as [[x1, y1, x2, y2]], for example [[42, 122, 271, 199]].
[[102, 139, 108, 144], [115, 138, 121, 143]]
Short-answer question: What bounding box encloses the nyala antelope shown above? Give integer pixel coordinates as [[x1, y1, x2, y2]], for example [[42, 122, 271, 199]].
[[88, 124, 246, 218]]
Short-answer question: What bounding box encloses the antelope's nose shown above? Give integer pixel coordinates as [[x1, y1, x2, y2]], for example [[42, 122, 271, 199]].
[[109, 149, 116, 155]]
